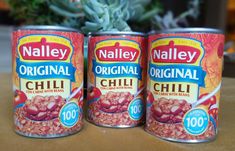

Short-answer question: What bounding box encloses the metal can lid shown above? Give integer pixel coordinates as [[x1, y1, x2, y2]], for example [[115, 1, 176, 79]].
[[148, 28, 224, 35], [14, 25, 81, 33], [89, 31, 146, 37]]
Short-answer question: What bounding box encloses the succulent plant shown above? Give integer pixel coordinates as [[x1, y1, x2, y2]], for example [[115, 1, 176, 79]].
[[81, 0, 130, 32], [7, 0, 64, 25], [152, 0, 201, 30], [47, 0, 161, 33], [8, 0, 201, 32]]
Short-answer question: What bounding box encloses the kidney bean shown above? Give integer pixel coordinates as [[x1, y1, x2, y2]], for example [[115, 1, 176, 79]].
[[118, 97, 126, 105], [170, 105, 182, 115], [51, 111, 59, 118], [47, 101, 57, 111], [102, 105, 118, 113], [100, 100, 111, 108], [37, 104, 47, 112], [156, 114, 170, 123], [26, 105, 39, 115], [121, 105, 128, 112], [36, 112, 47, 121], [152, 105, 162, 117], [174, 115, 183, 123]]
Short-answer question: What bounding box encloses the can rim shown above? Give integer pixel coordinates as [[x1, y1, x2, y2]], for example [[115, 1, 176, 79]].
[[145, 129, 217, 143], [148, 28, 224, 35], [89, 31, 146, 36], [14, 25, 81, 33]]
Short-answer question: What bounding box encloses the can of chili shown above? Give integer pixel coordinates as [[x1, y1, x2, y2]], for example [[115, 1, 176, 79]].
[[145, 28, 224, 143], [87, 31, 147, 128], [12, 26, 84, 138]]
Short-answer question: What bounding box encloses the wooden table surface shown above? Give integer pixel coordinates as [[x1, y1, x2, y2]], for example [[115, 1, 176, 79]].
[[0, 73, 235, 151]]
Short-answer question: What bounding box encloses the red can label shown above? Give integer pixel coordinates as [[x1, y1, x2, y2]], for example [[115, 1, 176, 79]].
[[87, 35, 147, 127], [12, 28, 84, 137], [145, 33, 224, 142]]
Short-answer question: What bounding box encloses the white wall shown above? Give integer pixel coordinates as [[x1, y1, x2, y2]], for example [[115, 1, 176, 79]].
[[0, 26, 12, 73]]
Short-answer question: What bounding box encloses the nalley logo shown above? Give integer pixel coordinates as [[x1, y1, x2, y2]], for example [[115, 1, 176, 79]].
[[95, 42, 140, 62], [151, 41, 200, 63], [18, 38, 71, 60]]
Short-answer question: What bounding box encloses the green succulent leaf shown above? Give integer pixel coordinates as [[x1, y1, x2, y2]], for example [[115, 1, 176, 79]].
[[49, 5, 84, 18]]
